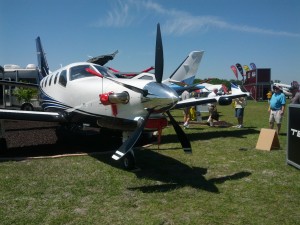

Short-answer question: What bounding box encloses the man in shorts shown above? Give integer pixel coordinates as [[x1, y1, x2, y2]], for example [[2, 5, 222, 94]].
[[268, 86, 286, 134], [234, 97, 246, 128]]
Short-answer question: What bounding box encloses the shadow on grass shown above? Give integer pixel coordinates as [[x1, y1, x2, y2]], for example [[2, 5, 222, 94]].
[[161, 126, 259, 145], [1, 134, 252, 194], [1, 121, 252, 193], [93, 149, 252, 193]]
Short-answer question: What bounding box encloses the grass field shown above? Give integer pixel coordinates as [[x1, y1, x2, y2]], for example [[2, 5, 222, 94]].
[[1, 100, 299, 225]]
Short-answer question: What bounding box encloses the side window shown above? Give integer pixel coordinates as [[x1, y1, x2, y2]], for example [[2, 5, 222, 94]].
[[54, 72, 59, 84], [49, 75, 53, 86], [58, 70, 67, 87], [44, 77, 48, 87]]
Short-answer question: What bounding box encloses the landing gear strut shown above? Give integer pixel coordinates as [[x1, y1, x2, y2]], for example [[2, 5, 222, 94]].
[[121, 131, 136, 170]]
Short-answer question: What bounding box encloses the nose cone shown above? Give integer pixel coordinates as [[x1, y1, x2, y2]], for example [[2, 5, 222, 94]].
[[142, 82, 179, 112]]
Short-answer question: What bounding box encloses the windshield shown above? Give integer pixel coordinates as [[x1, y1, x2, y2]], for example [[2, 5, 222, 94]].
[[93, 65, 117, 78]]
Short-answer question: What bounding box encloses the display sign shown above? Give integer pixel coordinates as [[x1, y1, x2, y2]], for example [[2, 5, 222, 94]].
[[287, 104, 300, 169]]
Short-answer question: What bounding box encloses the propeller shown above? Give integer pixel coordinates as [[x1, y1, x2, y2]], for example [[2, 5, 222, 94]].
[[166, 111, 192, 153], [86, 67, 148, 97], [112, 23, 192, 161], [155, 23, 164, 84], [106, 77, 148, 97], [112, 111, 151, 160]]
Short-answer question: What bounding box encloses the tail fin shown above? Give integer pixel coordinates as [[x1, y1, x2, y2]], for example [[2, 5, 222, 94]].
[[231, 83, 249, 96], [163, 51, 204, 85], [36, 36, 49, 78]]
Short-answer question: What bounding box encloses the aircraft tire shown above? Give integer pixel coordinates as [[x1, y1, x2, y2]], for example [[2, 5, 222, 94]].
[[122, 151, 135, 170]]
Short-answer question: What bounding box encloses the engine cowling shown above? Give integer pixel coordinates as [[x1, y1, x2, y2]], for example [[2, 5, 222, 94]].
[[218, 97, 232, 105]]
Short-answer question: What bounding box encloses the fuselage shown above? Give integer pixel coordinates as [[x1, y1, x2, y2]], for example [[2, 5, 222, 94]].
[[38, 62, 179, 129]]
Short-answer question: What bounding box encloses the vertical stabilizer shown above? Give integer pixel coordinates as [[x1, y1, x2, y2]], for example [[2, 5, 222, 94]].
[[164, 51, 204, 85], [36, 36, 49, 78], [231, 83, 249, 95]]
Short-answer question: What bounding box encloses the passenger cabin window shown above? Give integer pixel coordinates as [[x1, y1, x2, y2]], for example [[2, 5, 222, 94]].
[[49, 75, 53, 86], [59, 70, 67, 87], [54, 72, 59, 84], [44, 77, 48, 87], [70, 65, 94, 81]]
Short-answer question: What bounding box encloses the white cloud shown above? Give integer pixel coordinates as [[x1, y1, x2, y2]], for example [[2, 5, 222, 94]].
[[92, 0, 134, 27], [93, 0, 300, 38]]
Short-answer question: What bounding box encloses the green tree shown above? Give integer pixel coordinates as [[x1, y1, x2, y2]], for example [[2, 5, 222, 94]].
[[13, 87, 38, 103]]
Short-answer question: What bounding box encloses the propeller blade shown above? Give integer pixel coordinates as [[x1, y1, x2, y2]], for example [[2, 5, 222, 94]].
[[106, 77, 148, 97], [155, 23, 164, 84], [166, 111, 192, 154], [86, 67, 148, 96], [112, 112, 151, 160]]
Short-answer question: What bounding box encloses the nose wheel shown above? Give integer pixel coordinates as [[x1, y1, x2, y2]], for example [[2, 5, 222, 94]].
[[122, 150, 135, 170]]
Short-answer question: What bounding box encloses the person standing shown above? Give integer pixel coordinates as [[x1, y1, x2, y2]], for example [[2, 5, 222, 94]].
[[268, 86, 286, 134], [181, 89, 190, 128], [207, 88, 218, 127], [290, 86, 300, 104], [266, 90, 272, 103], [234, 97, 246, 128]]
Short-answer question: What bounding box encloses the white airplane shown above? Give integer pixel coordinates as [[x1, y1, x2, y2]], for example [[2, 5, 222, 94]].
[[0, 24, 248, 169], [273, 83, 292, 97]]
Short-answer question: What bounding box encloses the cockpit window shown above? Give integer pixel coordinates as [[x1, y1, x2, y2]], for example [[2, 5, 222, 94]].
[[70, 65, 94, 81], [93, 65, 117, 78]]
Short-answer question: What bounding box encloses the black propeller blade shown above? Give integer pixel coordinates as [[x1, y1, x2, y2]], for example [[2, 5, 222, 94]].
[[106, 77, 148, 97], [112, 112, 151, 160], [155, 23, 164, 84], [166, 111, 192, 154]]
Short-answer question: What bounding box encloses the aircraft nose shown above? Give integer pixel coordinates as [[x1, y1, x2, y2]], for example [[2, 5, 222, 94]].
[[142, 82, 179, 112]]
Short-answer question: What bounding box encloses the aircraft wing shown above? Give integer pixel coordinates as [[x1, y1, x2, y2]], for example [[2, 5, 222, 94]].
[[175, 92, 248, 109], [0, 109, 67, 122], [87, 50, 118, 66]]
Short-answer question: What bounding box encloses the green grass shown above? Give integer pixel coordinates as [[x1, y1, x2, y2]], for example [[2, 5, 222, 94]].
[[1, 100, 299, 225]]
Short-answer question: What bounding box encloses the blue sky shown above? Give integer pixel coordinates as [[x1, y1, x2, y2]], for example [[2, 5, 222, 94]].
[[1, 0, 300, 84]]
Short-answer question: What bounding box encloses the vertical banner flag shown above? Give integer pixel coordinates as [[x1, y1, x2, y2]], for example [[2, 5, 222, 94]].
[[230, 65, 238, 79], [222, 84, 228, 94], [243, 65, 250, 72], [235, 63, 244, 77], [250, 63, 256, 70]]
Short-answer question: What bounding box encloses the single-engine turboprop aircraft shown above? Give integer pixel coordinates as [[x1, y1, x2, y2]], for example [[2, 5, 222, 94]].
[[0, 24, 248, 169]]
